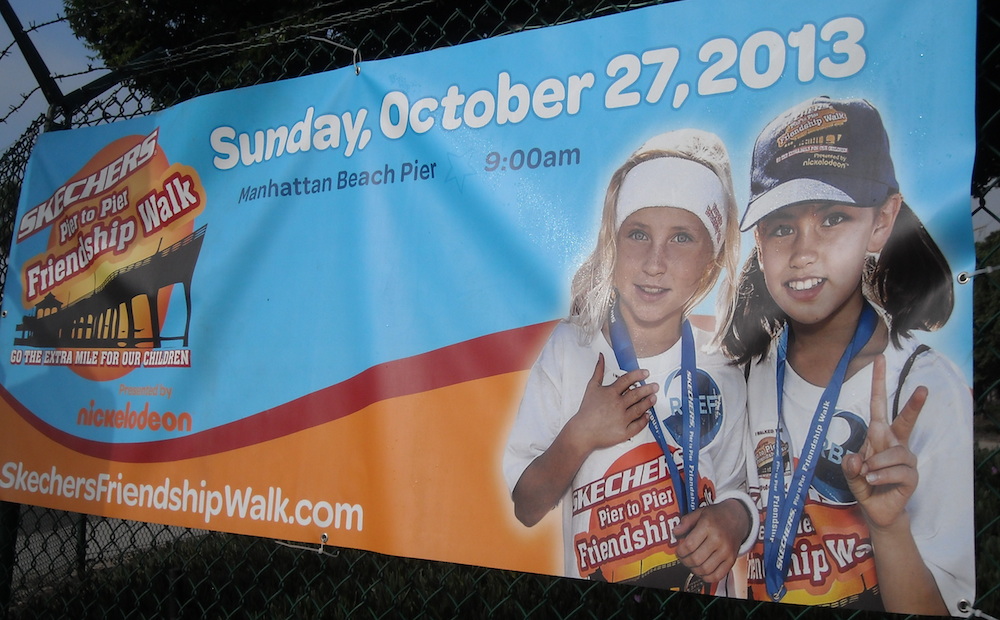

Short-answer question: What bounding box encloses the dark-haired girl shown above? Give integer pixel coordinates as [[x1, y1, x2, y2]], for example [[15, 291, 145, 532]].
[[721, 96, 973, 615]]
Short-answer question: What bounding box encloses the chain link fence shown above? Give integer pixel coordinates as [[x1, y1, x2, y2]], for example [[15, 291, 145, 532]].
[[0, 0, 998, 617]]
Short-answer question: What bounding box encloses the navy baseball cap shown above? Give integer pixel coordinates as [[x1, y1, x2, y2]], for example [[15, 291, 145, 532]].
[[740, 96, 899, 231]]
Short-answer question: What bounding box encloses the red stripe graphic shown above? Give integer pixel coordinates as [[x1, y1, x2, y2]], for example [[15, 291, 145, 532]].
[[1, 322, 556, 463]]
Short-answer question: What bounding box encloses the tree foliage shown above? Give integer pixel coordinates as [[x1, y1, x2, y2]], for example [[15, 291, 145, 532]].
[[62, 0, 618, 107]]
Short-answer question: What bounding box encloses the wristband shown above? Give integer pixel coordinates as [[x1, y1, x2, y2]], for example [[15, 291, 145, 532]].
[[714, 489, 760, 557]]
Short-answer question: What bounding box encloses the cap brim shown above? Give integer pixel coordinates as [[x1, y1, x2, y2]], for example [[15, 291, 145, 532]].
[[739, 179, 856, 231]]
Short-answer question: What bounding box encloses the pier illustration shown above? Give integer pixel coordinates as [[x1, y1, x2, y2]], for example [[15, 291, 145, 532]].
[[15, 225, 207, 349]]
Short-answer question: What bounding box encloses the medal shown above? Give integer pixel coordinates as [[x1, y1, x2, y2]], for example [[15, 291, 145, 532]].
[[683, 570, 708, 595]]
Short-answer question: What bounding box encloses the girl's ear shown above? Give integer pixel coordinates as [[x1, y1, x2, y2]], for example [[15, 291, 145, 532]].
[[867, 193, 902, 253]]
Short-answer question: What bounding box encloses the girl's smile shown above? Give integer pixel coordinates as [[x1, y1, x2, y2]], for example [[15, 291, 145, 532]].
[[786, 276, 824, 292], [783, 277, 827, 304], [613, 206, 714, 356]]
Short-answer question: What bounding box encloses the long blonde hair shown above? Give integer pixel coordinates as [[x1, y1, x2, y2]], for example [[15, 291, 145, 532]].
[[569, 128, 740, 347]]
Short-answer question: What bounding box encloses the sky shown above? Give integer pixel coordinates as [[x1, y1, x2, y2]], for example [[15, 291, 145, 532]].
[[0, 0, 108, 154]]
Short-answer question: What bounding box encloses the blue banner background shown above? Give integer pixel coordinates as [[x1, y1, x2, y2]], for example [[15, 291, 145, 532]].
[[0, 0, 976, 443]]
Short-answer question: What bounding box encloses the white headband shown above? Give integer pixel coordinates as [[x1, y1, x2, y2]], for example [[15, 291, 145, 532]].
[[615, 157, 728, 254]]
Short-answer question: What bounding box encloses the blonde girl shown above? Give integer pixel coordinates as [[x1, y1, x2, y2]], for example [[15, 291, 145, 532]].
[[504, 129, 756, 595]]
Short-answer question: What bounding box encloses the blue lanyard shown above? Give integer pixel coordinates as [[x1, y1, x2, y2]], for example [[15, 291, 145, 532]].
[[608, 300, 700, 515], [763, 303, 877, 601]]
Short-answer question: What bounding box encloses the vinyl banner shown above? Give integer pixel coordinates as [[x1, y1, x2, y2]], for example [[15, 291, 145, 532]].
[[0, 0, 977, 612]]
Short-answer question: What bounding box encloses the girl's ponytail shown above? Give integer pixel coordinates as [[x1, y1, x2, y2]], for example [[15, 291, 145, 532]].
[[869, 201, 953, 345]]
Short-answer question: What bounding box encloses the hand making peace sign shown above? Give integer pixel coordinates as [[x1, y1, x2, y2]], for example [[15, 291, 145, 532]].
[[842, 354, 928, 530]]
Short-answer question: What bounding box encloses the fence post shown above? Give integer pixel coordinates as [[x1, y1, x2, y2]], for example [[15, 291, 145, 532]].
[[76, 513, 87, 578], [0, 502, 21, 614]]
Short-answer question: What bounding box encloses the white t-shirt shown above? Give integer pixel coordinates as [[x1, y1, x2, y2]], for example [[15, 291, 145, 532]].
[[743, 330, 974, 614], [504, 320, 752, 595]]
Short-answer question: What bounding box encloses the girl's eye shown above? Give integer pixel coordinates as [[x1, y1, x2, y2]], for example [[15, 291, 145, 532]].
[[671, 232, 694, 243], [822, 213, 848, 227], [626, 229, 648, 241], [768, 224, 794, 238]]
